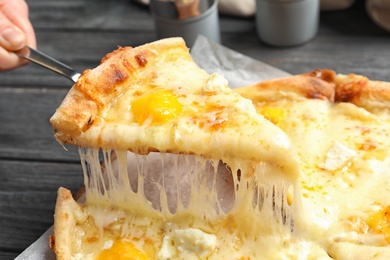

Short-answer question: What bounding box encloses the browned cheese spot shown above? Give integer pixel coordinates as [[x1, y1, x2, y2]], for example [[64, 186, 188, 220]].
[[49, 235, 55, 249], [135, 54, 148, 67], [112, 64, 128, 83], [306, 78, 330, 100], [336, 80, 365, 103]]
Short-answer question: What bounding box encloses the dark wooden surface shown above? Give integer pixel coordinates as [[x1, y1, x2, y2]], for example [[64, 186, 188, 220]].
[[1, 0, 389, 258]]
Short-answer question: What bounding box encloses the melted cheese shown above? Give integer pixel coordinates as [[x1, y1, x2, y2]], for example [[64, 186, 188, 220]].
[[255, 97, 390, 258], [75, 149, 313, 259]]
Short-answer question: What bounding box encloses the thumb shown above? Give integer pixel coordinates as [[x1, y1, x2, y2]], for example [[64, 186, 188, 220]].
[[0, 15, 26, 51]]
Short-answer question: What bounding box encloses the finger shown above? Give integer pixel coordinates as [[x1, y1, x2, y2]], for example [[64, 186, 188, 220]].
[[21, 15, 36, 49], [3, 0, 36, 48], [0, 0, 33, 70], [0, 44, 27, 71], [0, 0, 35, 50], [0, 11, 26, 51], [0, 13, 26, 71]]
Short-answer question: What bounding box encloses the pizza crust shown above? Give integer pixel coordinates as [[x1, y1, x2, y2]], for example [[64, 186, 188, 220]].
[[334, 73, 390, 112], [236, 69, 390, 113], [235, 70, 335, 102], [51, 187, 85, 260]]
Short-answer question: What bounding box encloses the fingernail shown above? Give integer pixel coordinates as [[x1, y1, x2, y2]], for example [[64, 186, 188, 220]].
[[1, 27, 24, 46]]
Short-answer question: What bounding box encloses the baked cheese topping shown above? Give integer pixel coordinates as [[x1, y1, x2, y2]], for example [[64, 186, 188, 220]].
[[254, 96, 390, 259]]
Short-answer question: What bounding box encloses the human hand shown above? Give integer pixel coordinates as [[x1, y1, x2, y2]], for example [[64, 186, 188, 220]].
[[0, 0, 36, 71]]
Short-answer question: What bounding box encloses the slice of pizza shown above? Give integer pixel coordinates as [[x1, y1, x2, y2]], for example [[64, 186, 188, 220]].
[[235, 69, 390, 259], [49, 38, 308, 260], [49, 37, 299, 176]]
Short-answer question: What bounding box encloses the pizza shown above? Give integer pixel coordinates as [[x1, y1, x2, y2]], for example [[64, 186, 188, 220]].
[[235, 69, 390, 259], [49, 37, 390, 259], [49, 37, 304, 259]]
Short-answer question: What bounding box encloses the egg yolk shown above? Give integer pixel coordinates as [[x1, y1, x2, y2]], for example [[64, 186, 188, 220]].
[[367, 205, 390, 243], [96, 240, 148, 260], [258, 107, 284, 126], [131, 88, 183, 125]]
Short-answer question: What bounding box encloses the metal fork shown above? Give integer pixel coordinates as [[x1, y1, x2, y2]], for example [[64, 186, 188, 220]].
[[16, 46, 81, 83]]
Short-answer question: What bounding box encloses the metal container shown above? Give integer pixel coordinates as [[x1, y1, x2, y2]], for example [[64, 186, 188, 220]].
[[256, 0, 320, 46], [150, 0, 221, 47]]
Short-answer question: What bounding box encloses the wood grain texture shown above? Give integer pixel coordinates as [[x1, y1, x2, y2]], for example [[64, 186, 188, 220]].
[[0, 160, 83, 255], [0, 88, 80, 161], [1, 0, 390, 259]]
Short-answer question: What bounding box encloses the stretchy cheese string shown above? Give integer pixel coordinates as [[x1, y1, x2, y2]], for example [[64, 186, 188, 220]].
[[79, 148, 306, 258]]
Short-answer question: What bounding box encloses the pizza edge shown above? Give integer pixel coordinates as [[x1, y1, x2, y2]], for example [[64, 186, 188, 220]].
[[51, 187, 82, 260], [236, 69, 390, 112]]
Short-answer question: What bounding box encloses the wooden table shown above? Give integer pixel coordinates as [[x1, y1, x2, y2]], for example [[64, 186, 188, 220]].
[[1, 0, 389, 258]]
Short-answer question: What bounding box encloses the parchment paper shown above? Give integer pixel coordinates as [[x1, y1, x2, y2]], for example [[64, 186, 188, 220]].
[[191, 36, 290, 88], [15, 35, 290, 260]]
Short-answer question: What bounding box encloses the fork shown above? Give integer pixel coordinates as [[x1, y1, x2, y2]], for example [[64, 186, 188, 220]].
[[16, 46, 81, 83]]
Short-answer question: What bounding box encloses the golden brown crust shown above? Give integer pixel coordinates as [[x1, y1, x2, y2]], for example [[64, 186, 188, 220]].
[[50, 37, 192, 146], [235, 69, 336, 103], [236, 69, 390, 112], [52, 187, 82, 260], [334, 73, 390, 111], [50, 86, 98, 145]]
